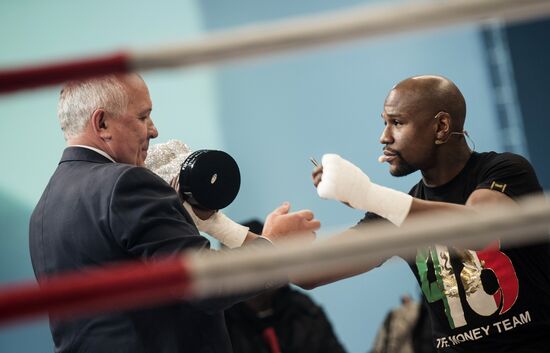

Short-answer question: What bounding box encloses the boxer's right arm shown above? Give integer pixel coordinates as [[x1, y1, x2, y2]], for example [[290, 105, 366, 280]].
[[182, 202, 251, 248]]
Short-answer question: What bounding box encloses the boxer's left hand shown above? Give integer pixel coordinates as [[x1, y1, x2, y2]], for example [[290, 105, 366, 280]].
[[312, 162, 352, 208], [315, 153, 412, 226], [312, 165, 323, 188], [316, 154, 372, 207]]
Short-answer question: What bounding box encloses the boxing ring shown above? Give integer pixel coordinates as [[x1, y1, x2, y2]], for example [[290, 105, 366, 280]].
[[0, 0, 549, 329]]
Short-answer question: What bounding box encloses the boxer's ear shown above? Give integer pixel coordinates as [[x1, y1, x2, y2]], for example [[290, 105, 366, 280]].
[[434, 111, 451, 145]]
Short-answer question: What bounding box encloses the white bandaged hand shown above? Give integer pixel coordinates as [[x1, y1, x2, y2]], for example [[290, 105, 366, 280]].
[[182, 202, 249, 248], [317, 154, 413, 226]]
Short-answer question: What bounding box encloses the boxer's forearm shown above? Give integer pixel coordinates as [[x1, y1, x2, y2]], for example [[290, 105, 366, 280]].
[[293, 260, 379, 290], [408, 198, 474, 216], [407, 188, 515, 219], [182, 202, 249, 248]]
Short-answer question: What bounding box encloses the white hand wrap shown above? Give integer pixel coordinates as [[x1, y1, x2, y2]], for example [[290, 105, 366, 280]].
[[182, 202, 249, 248], [317, 154, 413, 226]]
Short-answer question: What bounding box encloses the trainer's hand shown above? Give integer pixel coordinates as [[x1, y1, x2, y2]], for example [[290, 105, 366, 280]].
[[169, 175, 181, 193], [262, 202, 320, 244], [191, 206, 217, 220], [170, 175, 216, 220]]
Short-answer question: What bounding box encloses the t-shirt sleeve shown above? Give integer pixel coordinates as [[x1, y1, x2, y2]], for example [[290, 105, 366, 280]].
[[109, 167, 209, 259], [356, 211, 386, 226], [476, 152, 542, 199]]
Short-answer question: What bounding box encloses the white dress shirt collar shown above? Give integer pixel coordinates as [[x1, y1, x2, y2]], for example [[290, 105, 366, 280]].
[[72, 145, 116, 163]]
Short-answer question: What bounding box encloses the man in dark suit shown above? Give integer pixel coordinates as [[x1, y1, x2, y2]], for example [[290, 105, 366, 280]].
[[29, 73, 320, 353]]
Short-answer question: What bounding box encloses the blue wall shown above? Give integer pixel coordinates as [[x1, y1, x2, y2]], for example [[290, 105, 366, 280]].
[[0, 1, 512, 352]]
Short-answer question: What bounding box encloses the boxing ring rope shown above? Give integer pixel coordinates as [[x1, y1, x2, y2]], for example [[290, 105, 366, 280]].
[[2, 0, 550, 94], [0, 194, 548, 325]]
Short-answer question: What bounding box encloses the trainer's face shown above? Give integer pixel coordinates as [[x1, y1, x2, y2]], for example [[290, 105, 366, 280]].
[[107, 75, 158, 167], [379, 89, 436, 176]]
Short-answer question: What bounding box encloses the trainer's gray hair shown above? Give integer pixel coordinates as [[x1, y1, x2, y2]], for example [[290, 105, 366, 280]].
[[57, 75, 129, 140]]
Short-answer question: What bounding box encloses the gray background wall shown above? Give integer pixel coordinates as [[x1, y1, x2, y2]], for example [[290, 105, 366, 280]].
[[0, 1, 546, 352]]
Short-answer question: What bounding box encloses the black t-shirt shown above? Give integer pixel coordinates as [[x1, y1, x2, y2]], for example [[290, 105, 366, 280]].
[[406, 152, 550, 352]]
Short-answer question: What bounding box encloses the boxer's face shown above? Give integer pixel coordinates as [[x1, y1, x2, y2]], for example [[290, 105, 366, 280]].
[[105, 75, 158, 167], [380, 89, 437, 176]]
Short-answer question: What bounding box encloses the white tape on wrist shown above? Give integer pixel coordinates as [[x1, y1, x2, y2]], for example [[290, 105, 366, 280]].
[[182, 202, 249, 248], [317, 154, 412, 226], [359, 182, 413, 227]]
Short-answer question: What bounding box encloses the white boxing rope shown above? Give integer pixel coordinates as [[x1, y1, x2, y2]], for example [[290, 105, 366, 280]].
[[2, 0, 550, 94], [0, 194, 547, 325], [188, 194, 550, 298], [131, 0, 550, 71]]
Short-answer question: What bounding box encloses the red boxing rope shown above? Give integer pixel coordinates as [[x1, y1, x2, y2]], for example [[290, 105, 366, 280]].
[[0, 256, 192, 325], [0, 52, 130, 94]]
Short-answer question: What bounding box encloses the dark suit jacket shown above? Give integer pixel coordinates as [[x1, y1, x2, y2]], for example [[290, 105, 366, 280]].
[[30, 147, 260, 353]]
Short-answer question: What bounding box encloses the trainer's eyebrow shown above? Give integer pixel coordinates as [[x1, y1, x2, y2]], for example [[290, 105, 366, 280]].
[[139, 108, 152, 116]]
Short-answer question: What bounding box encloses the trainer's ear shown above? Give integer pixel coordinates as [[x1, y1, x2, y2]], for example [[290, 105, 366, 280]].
[[90, 109, 111, 141]]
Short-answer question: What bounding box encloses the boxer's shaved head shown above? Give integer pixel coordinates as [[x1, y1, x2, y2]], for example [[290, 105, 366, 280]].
[[389, 75, 466, 131]]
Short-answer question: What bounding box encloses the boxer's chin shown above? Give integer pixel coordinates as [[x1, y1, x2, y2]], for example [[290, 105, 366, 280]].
[[389, 161, 417, 177]]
